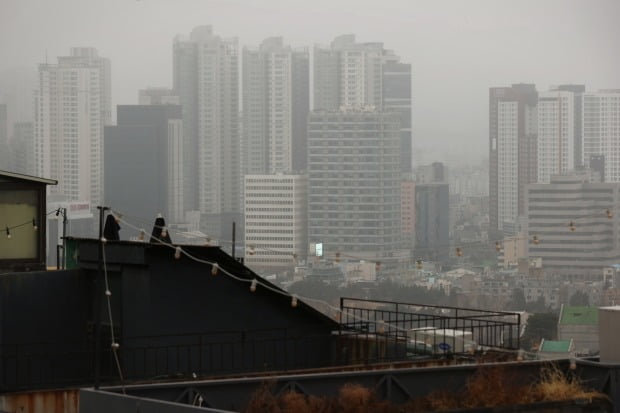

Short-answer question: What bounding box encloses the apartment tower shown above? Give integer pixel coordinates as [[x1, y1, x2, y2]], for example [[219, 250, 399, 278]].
[[173, 26, 240, 227], [489, 84, 538, 233], [34, 48, 111, 207], [242, 37, 309, 175]]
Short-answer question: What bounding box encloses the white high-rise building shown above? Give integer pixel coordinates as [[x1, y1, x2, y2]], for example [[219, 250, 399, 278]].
[[313, 34, 412, 172], [173, 26, 240, 218], [242, 37, 309, 175], [489, 84, 538, 233], [34, 48, 111, 207], [244, 174, 307, 272], [537, 90, 575, 184], [583, 89, 620, 182]]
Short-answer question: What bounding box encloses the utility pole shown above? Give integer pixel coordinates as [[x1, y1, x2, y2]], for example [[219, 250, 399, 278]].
[[232, 221, 236, 259], [61, 208, 67, 269], [94, 205, 109, 389]]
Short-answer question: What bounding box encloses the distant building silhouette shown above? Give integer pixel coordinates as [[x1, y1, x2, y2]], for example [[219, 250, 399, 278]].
[[415, 163, 449, 263], [104, 105, 183, 224]]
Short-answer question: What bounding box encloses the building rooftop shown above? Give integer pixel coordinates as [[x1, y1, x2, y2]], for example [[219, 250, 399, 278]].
[[559, 306, 598, 326], [539, 339, 573, 353]]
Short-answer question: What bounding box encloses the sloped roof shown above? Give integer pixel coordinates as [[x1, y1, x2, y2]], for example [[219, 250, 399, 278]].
[[540, 339, 573, 353], [559, 306, 598, 326], [0, 170, 57, 185]]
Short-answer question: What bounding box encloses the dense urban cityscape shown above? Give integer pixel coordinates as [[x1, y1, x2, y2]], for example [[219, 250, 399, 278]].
[[1, 1, 619, 411]]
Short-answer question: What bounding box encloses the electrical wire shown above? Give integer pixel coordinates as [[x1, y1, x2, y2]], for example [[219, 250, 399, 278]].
[[1, 209, 64, 235], [102, 239, 126, 393], [109, 211, 563, 362], [113, 202, 620, 265]]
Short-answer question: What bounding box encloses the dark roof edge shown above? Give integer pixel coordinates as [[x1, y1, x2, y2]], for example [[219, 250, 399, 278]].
[[0, 170, 58, 185]]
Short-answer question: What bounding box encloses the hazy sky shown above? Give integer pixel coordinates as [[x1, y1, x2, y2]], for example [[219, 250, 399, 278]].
[[1, 0, 619, 165]]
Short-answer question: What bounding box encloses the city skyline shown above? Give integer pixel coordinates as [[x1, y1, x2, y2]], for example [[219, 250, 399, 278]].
[[1, 0, 618, 165]]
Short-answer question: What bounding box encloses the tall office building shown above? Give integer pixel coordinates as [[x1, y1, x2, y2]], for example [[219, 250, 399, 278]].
[[415, 163, 449, 262], [307, 109, 402, 264], [173, 26, 240, 223], [34, 48, 111, 207], [383, 52, 413, 173], [489, 84, 538, 233], [104, 105, 183, 224], [537, 90, 575, 184], [242, 37, 309, 175], [244, 174, 307, 273], [583, 89, 620, 183], [526, 172, 620, 278], [313, 35, 412, 172]]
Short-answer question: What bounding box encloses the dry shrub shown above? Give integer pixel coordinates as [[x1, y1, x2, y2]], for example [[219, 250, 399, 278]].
[[534, 364, 607, 403], [279, 391, 313, 413], [243, 382, 281, 413], [408, 389, 460, 412], [334, 383, 394, 413], [244, 364, 608, 413], [462, 366, 534, 408]]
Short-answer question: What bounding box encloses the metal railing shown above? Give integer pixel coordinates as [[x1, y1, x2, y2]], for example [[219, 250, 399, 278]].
[[339, 297, 521, 356], [0, 301, 521, 392]]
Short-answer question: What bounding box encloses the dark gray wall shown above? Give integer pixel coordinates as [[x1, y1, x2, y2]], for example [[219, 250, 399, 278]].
[[104, 105, 181, 225], [415, 183, 449, 262]]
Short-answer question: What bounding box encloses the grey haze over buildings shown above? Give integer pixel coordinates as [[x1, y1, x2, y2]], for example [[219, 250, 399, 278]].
[[1, 0, 618, 165]]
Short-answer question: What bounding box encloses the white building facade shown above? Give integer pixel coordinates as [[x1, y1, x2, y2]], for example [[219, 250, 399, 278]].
[[34, 48, 111, 208], [537, 90, 575, 184], [242, 37, 309, 175], [173, 26, 240, 216], [583, 89, 620, 182], [244, 174, 307, 272]]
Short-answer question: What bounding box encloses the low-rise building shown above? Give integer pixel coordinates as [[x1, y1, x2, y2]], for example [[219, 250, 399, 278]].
[[557, 305, 599, 355]]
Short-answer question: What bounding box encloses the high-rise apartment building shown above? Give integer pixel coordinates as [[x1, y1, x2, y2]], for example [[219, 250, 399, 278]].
[[34, 48, 111, 207], [526, 172, 620, 278], [313, 35, 412, 172], [173, 26, 240, 221], [489, 84, 538, 233], [537, 90, 575, 184], [307, 109, 402, 264], [104, 105, 183, 224], [242, 37, 309, 175], [244, 174, 307, 272], [555, 84, 585, 168], [583, 89, 620, 183]]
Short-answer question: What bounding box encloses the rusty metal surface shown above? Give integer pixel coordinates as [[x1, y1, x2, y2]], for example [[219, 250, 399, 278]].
[[0, 389, 79, 413]]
